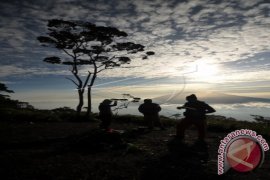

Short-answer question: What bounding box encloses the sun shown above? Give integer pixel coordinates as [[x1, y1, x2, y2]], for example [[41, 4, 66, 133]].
[[193, 61, 220, 81], [197, 61, 218, 76]]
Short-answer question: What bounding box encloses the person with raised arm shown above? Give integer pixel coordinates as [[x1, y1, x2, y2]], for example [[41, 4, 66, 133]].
[[176, 94, 215, 142]]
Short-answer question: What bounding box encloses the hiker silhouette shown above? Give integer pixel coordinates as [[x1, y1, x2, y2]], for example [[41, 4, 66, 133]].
[[176, 94, 215, 141], [98, 99, 117, 131], [138, 99, 165, 130]]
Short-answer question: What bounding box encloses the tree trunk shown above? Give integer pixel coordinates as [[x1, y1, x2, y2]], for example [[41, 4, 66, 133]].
[[86, 86, 92, 116], [76, 89, 84, 116], [86, 60, 97, 117]]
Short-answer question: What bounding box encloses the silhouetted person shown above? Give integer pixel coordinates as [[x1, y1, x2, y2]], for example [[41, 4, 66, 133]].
[[99, 99, 117, 131], [138, 99, 165, 130], [176, 94, 215, 141]]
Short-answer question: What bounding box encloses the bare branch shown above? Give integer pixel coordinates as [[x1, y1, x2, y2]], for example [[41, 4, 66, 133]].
[[89, 61, 97, 87], [62, 49, 75, 58], [83, 71, 91, 89], [97, 63, 105, 69], [120, 66, 139, 68], [65, 77, 79, 87], [97, 68, 106, 73], [73, 72, 83, 88]]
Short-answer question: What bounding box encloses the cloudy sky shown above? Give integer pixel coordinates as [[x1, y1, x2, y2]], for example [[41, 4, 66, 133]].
[[0, 0, 270, 111]]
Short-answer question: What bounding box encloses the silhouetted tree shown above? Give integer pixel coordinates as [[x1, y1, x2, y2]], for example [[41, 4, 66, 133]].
[[0, 82, 14, 98], [251, 114, 270, 126], [0, 83, 35, 110], [0, 82, 15, 108], [38, 19, 154, 116], [111, 94, 141, 115]]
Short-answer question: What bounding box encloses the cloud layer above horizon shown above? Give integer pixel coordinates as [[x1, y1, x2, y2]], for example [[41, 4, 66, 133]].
[[0, 0, 270, 93]]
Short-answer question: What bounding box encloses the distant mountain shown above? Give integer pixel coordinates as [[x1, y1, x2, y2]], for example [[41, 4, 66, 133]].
[[153, 91, 270, 105]]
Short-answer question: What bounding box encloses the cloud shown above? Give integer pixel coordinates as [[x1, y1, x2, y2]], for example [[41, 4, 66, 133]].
[[238, 0, 265, 9], [2, 0, 270, 112], [0, 0, 269, 88], [0, 65, 69, 78], [0, 65, 36, 78], [222, 52, 270, 71], [10, 88, 77, 109], [215, 102, 270, 110]]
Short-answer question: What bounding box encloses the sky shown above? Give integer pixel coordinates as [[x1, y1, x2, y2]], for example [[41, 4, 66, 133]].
[[0, 0, 270, 117]]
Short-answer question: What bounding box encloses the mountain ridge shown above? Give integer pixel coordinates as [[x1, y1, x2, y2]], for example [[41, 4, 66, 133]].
[[153, 91, 270, 104]]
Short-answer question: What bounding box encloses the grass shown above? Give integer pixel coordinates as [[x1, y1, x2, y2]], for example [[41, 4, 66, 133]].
[[207, 115, 270, 139], [0, 110, 270, 180], [1, 107, 269, 139], [113, 114, 270, 140]]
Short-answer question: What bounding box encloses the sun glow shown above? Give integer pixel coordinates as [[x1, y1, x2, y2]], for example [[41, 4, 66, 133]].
[[197, 61, 219, 76], [192, 60, 220, 81]]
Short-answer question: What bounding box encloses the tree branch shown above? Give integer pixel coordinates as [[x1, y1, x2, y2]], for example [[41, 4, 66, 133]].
[[97, 68, 106, 73], [62, 49, 75, 58], [89, 62, 97, 87], [71, 58, 83, 91], [83, 71, 91, 89], [97, 55, 116, 68], [73, 71, 83, 88], [65, 77, 79, 87]]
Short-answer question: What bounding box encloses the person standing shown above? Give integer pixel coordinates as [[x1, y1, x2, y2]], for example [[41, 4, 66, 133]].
[[138, 99, 165, 130], [99, 99, 117, 131], [176, 94, 215, 141]]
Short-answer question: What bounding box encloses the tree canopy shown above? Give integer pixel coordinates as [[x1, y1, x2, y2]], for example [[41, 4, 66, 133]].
[[38, 19, 154, 68]]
